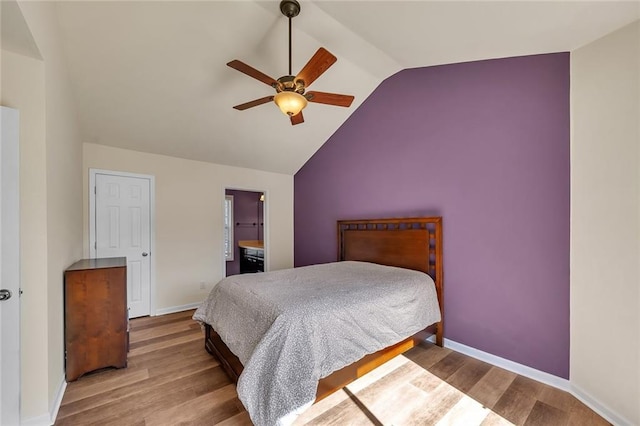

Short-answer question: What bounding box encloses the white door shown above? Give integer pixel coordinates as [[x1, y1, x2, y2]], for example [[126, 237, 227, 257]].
[[94, 173, 151, 318], [1, 107, 21, 425]]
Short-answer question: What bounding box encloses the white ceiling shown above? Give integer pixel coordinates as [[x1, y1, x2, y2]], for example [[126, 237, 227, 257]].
[[51, 1, 638, 175], [1, 0, 41, 59]]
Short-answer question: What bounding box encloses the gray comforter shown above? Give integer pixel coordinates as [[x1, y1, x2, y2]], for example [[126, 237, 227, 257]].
[[193, 261, 441, 426]]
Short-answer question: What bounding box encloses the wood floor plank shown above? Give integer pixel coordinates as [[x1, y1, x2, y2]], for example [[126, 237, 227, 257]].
[[304, 396, 376, 426], [188, 397, 245, 425], [95, 386, 200, 426], [537, 385, 578, 413], [429, 351, 469, 381], [409, 368, 444, 394], [54, 310, 610, 426], [218, 410, 254, 426], [130, 310, 195, 330], [467, 366, 518, 409], [143, 384, 239, 425], [129, 319, 197, 344], [445, 356, 493, 393], [61, 368, 150, 405], [395, 381, 464, 425], [145, 349, 217, 377], [568, 401, 612, 426], [57, 384, 197, 425], [190, 365, 238, 397], [481, 411, 517, 426], [352, 362, 424, 407], [492, 380, 539, 425], [61, 362, 145, 389], [59, 366, 228, 425], [507, 375, 545, 399], [126, 339, 206, 368], [58, 363, 224, 419], [379, 382, 443, 425], [524, 400, 570, 426], [129, 327, 198, 350], [127, 331, 202, 356], [435, 395, 492, 426], [404, 341, 453, 369]]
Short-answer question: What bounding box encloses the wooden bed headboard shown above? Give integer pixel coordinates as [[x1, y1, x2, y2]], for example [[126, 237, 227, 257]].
[[337, 217, 444, 344]]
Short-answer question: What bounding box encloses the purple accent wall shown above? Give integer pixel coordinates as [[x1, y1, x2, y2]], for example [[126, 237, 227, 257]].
[[226, 189, 264, 276], [294, 53, 570, 378]]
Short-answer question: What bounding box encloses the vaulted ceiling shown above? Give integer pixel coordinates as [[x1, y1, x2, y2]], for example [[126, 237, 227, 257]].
[[49, 1, 639, 174]]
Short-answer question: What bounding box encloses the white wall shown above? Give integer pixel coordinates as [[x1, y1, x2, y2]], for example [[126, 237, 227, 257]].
[[1, 1, 84, 422], [83, 143, 294, 311], [1, 49, 49, 421], [570, 20, 639, 425]]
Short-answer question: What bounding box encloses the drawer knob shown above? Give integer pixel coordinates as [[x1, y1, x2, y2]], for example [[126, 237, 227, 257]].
[[0, 289, 12, 301]]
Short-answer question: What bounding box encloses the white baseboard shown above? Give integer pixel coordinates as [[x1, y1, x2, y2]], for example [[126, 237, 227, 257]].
[[426, 336, 631, 425], [571, 383, 632, 426], [21, 375, 66, 426], [154, 302, 201, 316], [441, 338, 570, 391], [20, 414, 53, 426], [21, 414, 50, 426], [49, 375, 66, 425]]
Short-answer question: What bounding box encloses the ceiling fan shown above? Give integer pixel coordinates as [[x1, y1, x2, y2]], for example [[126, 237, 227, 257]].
[[227, 0, 354, 126]]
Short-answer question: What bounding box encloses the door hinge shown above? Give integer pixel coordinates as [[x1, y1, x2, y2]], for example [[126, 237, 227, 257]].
[[94, 186, 97, 194], [94, 242, 97, 249]]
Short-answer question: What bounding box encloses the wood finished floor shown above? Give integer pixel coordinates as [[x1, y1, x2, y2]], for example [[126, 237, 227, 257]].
[[56, 310, 609, 426]]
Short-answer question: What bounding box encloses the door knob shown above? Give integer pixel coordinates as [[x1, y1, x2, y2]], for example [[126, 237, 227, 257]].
[[142, 252, 149, 257], [0, 289, 12, 301]]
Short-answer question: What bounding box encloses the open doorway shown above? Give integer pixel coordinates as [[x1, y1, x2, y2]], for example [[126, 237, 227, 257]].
[[224, 189, 265, 277]]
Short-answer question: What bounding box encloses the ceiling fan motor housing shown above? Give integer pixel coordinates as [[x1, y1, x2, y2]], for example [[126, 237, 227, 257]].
[[276, 76, 305, 94], [280, 0, 300, 18]]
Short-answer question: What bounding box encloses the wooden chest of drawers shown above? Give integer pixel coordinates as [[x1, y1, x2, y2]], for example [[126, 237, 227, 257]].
[[64, 257, 128, 381]]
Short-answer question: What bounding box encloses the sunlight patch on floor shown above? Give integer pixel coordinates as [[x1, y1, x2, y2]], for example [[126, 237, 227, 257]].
[[304, 354, 516, 426]]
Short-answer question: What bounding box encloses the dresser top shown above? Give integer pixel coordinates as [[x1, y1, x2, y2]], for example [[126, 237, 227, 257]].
[[66, 257, 126, 271]]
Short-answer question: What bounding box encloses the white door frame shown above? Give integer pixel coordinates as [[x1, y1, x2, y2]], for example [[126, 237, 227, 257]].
[[1, 106, 21, 425], [89, 168, 157, 315], [222, 185, 269, 277]]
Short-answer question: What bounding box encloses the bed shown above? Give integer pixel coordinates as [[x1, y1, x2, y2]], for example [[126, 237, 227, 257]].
[[194, 217, 444, 425]]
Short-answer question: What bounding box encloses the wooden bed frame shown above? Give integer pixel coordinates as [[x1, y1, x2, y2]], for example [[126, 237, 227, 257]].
[[203, 216, 444, 402]]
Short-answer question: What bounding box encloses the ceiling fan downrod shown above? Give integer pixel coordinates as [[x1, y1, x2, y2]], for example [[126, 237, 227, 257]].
[[280, 0, 300, 76]]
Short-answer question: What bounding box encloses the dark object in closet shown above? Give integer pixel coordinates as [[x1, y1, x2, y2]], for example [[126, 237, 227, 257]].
[[240, 247, 264, 273]]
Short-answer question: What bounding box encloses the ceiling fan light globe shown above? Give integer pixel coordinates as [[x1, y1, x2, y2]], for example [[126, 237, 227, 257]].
[[274, 91, 307, 116]]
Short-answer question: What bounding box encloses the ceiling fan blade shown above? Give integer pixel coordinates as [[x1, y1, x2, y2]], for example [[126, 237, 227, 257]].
[[233, 96, 274, 111], [227, 60, 278, 87], [290, 111, 304, 125], [305, 91, 354, 107], [295, 48, 337, 88]]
